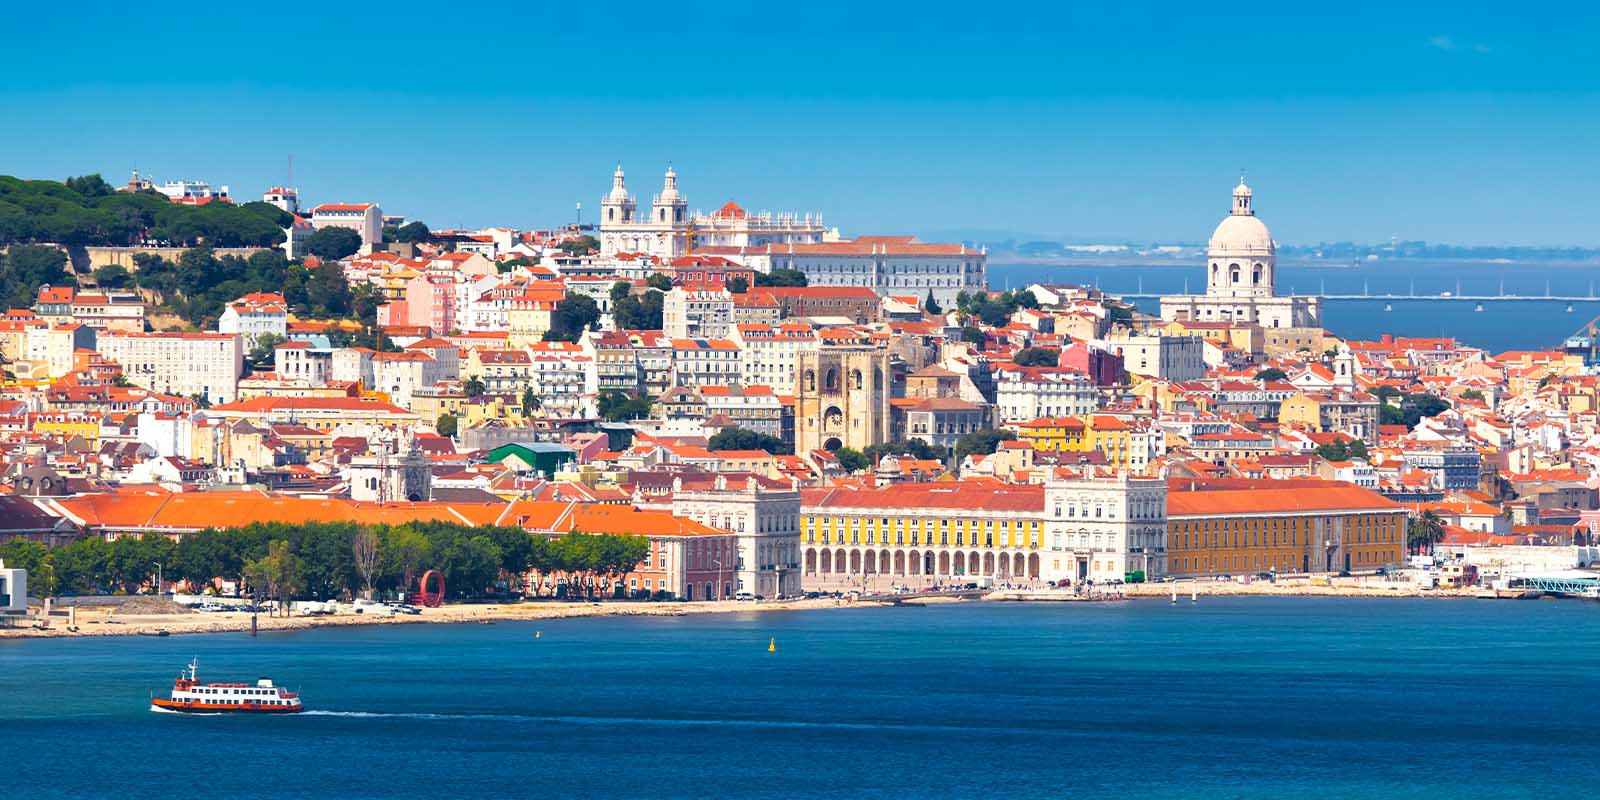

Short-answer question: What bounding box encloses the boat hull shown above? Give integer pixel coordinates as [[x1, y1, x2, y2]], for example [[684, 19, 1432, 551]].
[[150, 698, 304, 714]]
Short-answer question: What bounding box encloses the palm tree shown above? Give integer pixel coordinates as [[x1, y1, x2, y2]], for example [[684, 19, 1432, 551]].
[[1407, 510, 1445, 555]]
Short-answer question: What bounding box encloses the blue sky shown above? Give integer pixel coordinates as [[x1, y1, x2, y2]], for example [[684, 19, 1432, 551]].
[[5, 2, 1597, 245]]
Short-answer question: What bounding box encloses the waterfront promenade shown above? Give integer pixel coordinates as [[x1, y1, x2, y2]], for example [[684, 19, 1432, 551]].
[[3, 574, 1509, 640]]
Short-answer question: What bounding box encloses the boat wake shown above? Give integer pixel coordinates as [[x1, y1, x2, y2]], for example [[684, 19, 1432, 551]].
[[299, 710, 1087, 737]]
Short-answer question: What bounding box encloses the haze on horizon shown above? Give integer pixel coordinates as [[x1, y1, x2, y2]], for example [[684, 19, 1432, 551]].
[[6, 2, 1596, 247]]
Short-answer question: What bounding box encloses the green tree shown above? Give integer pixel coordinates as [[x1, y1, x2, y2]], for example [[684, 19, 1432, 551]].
[[352, 527, 381, 599], [707, 427, 790, 454], [955, 428, 1016, 464], [1407, 510, 1445, 555], [0, 245, 72, 309], [645, 273, 674, 292], [1013, 347, 1059, 367], [246, 333, 288, 371], [924, 289, 942, 315], [395, 221, 432, 243], [754, 268, 808, 287], [64, 173, 114, 197], [598, 391, 652, 422], [1255, 367, 1287, 382], [463, 375, 486, 397], [521, 386, 537, 417], [832, 446, 869, 472], [543, 294, 601, 342], [613, 289, 664, 330], [726, 275, 749, 293], [306, 226, 362, 260], [1315, 436, 1369, 462], [92, 263, 133, 289], [437, 413, 458, 437], [244, 540, 304, 616], [1460, 388, 1484, 401], [959, 325, 985, 345]]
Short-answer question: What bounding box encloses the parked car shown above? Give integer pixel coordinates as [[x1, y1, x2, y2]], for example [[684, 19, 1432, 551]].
[[734, 591, 756, 601]]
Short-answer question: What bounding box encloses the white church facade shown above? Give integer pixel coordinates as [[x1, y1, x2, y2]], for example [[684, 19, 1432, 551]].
[[1159, 179, 1321, 329], [597, 165, 830, 259]]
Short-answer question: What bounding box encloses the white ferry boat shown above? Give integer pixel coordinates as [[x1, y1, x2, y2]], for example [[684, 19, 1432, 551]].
[[149, 659, 304, 714]]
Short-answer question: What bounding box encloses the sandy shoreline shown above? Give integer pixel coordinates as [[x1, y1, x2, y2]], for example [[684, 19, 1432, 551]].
[[0, 597, 888, 640], [0, 582, 1515, 640]]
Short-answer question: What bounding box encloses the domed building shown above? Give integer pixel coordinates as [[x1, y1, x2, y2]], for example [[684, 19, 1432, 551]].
[[1160, 179, 1321, 329]]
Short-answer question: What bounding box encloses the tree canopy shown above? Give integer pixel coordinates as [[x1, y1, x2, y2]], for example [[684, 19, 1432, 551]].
[[955, 428, 1017, 463], [598, 391, 652, 422], [1314, 436, 1370, 462], [543, 294, 602, 342], [0, 175, 287, 247], [1012, 347, 1059, 367], [0, 522, 652, 602], [613, 288, 664, 330], [0, 245, 73, 309], [306, 226, 362, 260], [754, 268, 808, 287], [707, 427, 790, 455], [1255, 367, 1287, 382]]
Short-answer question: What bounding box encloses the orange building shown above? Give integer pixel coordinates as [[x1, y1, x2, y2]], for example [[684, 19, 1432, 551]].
[[1166, 479, 1407, 576]]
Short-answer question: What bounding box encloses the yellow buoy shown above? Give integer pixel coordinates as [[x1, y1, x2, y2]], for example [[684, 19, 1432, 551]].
[[768, 637, 776, 653]]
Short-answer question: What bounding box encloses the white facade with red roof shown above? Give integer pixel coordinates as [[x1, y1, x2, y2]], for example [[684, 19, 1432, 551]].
[[218, 292, 289, 349], [310, 202, 382, 249]]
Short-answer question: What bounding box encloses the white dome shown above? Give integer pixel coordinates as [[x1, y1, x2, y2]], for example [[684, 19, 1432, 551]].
[[1209, 213, 1274, 254]]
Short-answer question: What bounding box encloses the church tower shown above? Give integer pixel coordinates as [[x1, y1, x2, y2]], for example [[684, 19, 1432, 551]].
[[1205, 178, 1275, 298], [600, 164, 636, 227], [652, 165, 689, 227]]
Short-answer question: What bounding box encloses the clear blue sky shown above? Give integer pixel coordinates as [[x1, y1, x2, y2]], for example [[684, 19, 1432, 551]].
[[6, 2, 1597, 245]]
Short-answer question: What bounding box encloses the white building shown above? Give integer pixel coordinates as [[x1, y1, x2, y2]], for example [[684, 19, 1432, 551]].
[[527, 341, 598, 418], [1159, 179, 1321, 328], [670, 338, 741, 390], [598, 165, 687, 259], [597, 165, 829, 260], [98, 331, 243, 404], [217, 292, 289, 350], [331, 348, 376, 389], [1101, 331, 1206, 382], [662, 287, 733, 339], [1043, 472, 1169, 582], [672, 476, 803, 599], [310, 203, 383, 250], [729, 322, 819, 395], [283, 215, 315, 259], [720, 236, 986, 308], [276, 342, 333, 386], [262, 186, 299, 214], [152, 179, 229, 203], [993, 364, 1100, 424], [371, 351, 443, 409], [0, 560, 27, 613]]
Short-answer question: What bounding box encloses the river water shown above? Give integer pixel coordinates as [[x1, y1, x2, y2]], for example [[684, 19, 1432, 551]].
[[990, 261, 1600, 352], [3, 598, 1597, 799]]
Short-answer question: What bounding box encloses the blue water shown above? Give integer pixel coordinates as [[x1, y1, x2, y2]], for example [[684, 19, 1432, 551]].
[[991, 262, 1600, 351], [3, 599, 1597, 799]]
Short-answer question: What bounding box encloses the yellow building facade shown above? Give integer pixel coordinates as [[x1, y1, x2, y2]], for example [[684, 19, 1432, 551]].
[[1166, 480, 1407, 576]]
